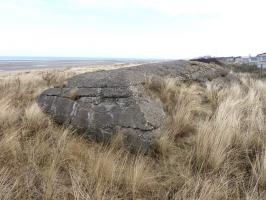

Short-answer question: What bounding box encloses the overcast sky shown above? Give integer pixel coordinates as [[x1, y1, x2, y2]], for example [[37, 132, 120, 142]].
[[0, 0, 265, 59]]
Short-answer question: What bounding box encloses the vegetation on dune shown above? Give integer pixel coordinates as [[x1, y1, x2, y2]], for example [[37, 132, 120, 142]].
[[1, 68, 266, 199]]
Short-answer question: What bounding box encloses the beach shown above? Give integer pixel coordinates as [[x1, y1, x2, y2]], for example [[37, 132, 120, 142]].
[[0, 58, 146, 72]]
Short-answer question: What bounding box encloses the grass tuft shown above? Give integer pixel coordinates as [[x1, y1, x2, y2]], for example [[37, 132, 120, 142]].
[[1, 68, 266, 199]]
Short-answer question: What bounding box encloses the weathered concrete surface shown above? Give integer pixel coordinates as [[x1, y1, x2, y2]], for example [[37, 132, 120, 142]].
[[37, 60, 229, 151]]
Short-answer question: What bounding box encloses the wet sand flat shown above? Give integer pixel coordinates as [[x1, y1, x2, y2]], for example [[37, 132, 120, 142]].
[[0, 60, 126, 72]]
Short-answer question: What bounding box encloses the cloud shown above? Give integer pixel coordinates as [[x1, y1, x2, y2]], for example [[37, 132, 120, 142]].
[[71, 0, 266, 20], [133, 0, 219, 16], [71, 0, 219, 16], [0, 0, 266, 58]]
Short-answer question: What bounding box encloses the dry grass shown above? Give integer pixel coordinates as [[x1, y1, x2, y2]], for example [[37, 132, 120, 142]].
[[1, 67, 266, 199]]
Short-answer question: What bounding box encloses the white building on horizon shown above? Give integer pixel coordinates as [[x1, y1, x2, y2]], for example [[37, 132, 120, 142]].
[[249, 53, 266, 68]]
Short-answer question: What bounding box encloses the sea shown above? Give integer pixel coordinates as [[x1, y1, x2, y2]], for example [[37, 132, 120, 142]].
[[0, 56, 144, 72]]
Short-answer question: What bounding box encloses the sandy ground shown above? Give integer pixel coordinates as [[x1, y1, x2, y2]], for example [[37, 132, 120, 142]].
[[0, 61, 151, 80], [0, 60, 126, 71], [0, 59, 152, 72]]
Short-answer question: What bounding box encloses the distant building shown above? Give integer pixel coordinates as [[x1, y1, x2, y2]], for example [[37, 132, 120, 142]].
[[193, 54, 266, 68], [256, 53, 266, 68], [240, 56, 250, 63], [220, 57, 235, 62], [249, 53, 266, 68]]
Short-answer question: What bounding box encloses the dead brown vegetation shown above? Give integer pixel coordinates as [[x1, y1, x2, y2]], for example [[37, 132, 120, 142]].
[[1, 68, 266, 199]]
